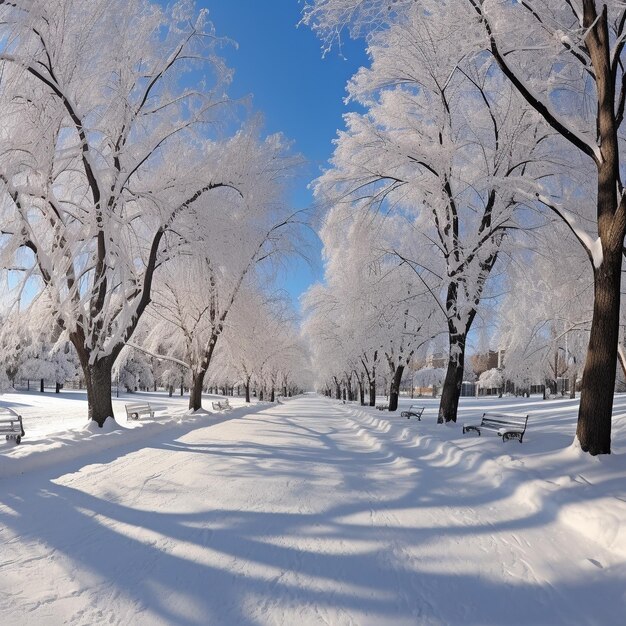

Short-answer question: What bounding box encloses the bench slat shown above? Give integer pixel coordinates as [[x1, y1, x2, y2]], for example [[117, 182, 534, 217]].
[[0, 409, 25, 444], [125, 402, 154, 421], [463, 411, 528, 443], [400, 405, 424, 420]]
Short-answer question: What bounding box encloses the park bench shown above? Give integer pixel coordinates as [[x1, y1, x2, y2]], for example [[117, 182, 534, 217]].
[[0, 408, 25, 444], [125, 402, 154, 421], [211, 399, 232, 412], [400, 405, 425, 420], [376, 403, 389, 411], [462, 412, 529, 443]]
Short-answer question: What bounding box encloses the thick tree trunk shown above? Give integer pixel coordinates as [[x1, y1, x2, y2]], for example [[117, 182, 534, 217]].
[[388, 365, 404, 412], [55, 382, 61, 393], [570, 370, 577, 399], [358, 378, 365, 406], [369, 364, 376, 406], [245, 380, 251, 403], [577, 254, 621, 454], [40, 378, 44, 393], [189, 369, 207, 411], [84, 358, 115, 427], [438, 336, 466, 423], [368, 378, 376, 406], [168, 386, 173, 397], [335, 381, 341, 400], [270, 387, 275, 403]]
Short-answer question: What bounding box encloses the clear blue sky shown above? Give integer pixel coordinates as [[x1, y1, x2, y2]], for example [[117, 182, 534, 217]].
[[199, 0, 368, 306]]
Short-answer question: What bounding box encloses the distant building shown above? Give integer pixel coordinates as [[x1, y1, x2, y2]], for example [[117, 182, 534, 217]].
[[470, 350, 499, 377]]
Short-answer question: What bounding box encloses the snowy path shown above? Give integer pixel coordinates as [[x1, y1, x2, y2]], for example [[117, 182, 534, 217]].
[[1, 396, 625, 625]]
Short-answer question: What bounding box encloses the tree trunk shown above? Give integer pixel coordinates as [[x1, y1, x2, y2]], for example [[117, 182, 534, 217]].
[[84, 358, 115, 427], [335, 380, 341, 400], [168, 385, 173, 397], [40, 378, 44, 393], [368, 378, 376, 406], [55, 382, 61, 393], [180, 378, 184, 396], [189, 369, 207, 411], [369, 365, 376, 406], [570, 370, 577, 399], [358, 378, 365, 406], [270, 387, 275, 403], [577, 253, 622, 454], [388, 365, 404, 412], [245, 380, 251, 403], [438, 336, 466, 423]]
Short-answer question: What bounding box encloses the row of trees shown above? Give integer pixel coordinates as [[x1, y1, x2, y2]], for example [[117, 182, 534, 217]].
[[0, 288, 310, 404], [302, 0, 626, 455], [0, 0, 311, 422]]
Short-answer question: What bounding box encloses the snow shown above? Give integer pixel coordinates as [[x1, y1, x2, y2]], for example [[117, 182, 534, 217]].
[[1, 392, 625, 624]]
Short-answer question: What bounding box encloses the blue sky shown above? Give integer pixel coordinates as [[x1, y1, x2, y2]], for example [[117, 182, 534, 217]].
[[199, 1, 368, 306]]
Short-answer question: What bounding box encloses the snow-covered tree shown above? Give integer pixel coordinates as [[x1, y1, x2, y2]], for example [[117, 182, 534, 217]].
[[312, 1, 547, 421], [498, 228, 592, 399], [0, 0, 273, 425], [113, 346, 155, 393], [305, 0, 626, 454], [138, 134, 300, 411], [304, 202, 441, 410]]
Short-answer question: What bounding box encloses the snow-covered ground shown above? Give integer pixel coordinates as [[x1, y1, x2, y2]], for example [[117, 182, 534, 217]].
[[1, 392, 625, 625]]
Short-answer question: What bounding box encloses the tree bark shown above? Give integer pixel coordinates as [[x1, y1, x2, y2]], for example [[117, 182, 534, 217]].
[[368, 378, 376, 406], [189, 369, 207, 412], [270, 387, 275, 403], [438, 336, 467, 423], [577, 252, 622, 454], [84, 358, 115, 427], [388, 365, 404, 412], [245, 379, 251, 403], [55, 382, 61, 393], [40, 378, 44, 393]]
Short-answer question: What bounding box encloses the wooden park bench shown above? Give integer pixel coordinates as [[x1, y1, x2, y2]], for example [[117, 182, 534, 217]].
[[400, 405, 425, 420], [211, 399, 232, 412], [376, 403, 389, 411], [125, 402, 154, 421], [0, 407, 25, 445], [462, 412, 529, 443]]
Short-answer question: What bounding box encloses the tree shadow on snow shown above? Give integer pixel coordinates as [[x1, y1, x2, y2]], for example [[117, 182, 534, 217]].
[[0, 398, 624, 624]]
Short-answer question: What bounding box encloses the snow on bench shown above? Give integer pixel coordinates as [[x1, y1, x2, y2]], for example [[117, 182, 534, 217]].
[[0, 407, 25, 445], [400, 405, 424, 420], [211, 399, 232, 412], [125, 402, 154, 421], [462, 412, 529, 443]]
